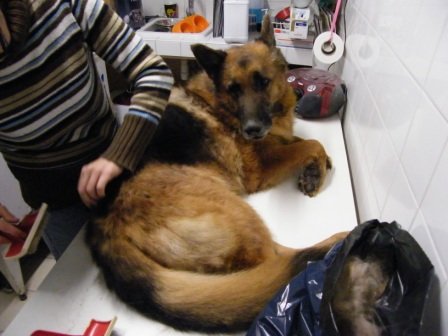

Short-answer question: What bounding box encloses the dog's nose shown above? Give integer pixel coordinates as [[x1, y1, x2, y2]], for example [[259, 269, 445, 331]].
[[243, 124, 265, 139]]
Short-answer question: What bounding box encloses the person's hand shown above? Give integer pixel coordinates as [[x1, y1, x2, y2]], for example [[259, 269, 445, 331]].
[[0, 204, 26, 244], [78, 158, 123, 208]]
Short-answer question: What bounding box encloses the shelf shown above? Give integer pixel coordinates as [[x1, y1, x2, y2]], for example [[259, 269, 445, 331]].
[[137, 30, 314, 66]]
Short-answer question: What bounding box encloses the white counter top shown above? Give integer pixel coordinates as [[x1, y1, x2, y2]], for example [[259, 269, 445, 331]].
[[137, 30, 314, 66], [4, 115, 357, 336]]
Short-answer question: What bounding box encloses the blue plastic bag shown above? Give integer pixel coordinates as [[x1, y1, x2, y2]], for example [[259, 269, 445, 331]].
[[247, 220, 434, 336]]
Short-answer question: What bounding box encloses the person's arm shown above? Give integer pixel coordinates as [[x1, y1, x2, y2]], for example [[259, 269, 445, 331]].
[[73, 0, 173, 170], [72, 0, 174, 206], [77, 157, 123, 207], [0, 204, 26, 244]]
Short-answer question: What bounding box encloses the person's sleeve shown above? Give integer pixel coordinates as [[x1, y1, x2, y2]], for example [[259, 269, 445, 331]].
[[71, 0, 174, 171]]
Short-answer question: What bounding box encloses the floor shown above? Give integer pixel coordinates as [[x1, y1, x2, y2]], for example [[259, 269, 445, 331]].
[[0, 242, 55, 334]]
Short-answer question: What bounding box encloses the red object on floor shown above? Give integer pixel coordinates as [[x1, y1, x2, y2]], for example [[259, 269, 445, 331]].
[[31, 317, 117, 336], [83, 319, 116, 336], [31, 332, 70, 336], [3, 211, 37, 256], [3, 203, 48, 259]]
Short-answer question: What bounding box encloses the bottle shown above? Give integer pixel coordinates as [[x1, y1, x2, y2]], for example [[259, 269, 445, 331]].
[[223, 0, 249, 43]]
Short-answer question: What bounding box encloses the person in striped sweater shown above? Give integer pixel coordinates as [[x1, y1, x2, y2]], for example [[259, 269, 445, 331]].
[[0, 0, 174, 258]]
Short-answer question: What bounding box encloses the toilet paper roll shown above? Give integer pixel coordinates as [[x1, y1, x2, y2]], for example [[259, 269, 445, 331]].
[[312, 31, 345, 69]]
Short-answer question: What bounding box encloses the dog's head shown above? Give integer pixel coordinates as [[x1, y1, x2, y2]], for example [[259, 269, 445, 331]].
[[191, 15, 290, 140]]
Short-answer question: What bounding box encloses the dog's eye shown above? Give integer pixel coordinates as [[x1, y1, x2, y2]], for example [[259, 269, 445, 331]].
[[227, 83, 242, 96], [253, 72, 271, 91]]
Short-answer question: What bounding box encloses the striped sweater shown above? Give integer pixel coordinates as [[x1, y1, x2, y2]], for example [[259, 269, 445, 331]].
[[0, 0, 173, 173]]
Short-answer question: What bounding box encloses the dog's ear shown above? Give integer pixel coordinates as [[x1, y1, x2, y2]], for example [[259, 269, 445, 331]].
[[191, 44, 227, 83], [257, 14, 276, 48]]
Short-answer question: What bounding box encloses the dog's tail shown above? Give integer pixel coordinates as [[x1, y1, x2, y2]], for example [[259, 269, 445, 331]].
[[93, 239, 334, 333]]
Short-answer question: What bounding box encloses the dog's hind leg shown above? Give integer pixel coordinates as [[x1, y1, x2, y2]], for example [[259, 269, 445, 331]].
[[112, 164, 278, 274]]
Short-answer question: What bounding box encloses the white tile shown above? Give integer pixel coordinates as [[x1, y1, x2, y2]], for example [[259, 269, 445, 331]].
[[377, 72, 421, 156], [345, 28, 381, 79], [360, 36, 422, 155], [354, 0, 383, 28], [383, 89, 421, 157], [345, 16, 381, 92], [425, 19, 448, 120], [356, 31, 383, 84], [410, 211, 447, 285], [363, 108, 384, 174], [369, 2, 409, 56], [344, 2, 368, 38], [357, 104, 376, 149], [362, 1, 397, 35], [344, 71, 363, 121], [360, 36, 394, 105], [381, 165, 418, 231], [421, 142, 448, 274], [377, 1, 448, 85], [371, 135, 399, 212], [343, 75, 376, 148], [400, 97, 448, 203]]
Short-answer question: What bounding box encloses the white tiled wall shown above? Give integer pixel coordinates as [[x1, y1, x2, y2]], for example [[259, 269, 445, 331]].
[[341, 0, 448, 334]]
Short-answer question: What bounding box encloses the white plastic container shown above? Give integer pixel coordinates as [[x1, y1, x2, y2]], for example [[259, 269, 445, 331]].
[[223, 0, 249, 43]]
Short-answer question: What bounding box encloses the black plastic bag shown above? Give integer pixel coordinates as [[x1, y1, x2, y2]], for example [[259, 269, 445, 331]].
[[246, 220, 434, 336]]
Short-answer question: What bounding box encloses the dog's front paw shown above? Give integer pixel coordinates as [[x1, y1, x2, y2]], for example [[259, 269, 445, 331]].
[[298, 156, 331, 196]]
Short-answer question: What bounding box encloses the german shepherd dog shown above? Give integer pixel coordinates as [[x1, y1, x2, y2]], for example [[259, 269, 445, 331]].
[[86, 16, 348, 333]]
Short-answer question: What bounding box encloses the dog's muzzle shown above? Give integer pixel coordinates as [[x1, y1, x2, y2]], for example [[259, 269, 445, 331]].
[[242, 120, 271, 140]]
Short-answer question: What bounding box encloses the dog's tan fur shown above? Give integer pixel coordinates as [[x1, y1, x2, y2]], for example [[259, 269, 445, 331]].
[[332, 256, 389, 336], [87, 16, 345, 332]]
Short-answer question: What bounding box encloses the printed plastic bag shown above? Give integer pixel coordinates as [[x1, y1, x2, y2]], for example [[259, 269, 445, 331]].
[[246, 220, 434, 336]]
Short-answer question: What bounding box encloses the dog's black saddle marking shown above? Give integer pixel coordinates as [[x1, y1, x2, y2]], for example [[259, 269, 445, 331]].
[[143, 103, 212, 166]]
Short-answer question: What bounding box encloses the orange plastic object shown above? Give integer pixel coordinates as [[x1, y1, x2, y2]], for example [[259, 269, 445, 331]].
[[31, 317, 117, 336], [172, 15, 209, 33], [185, 15, 209, 32], [172, 20, 195, 33]]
